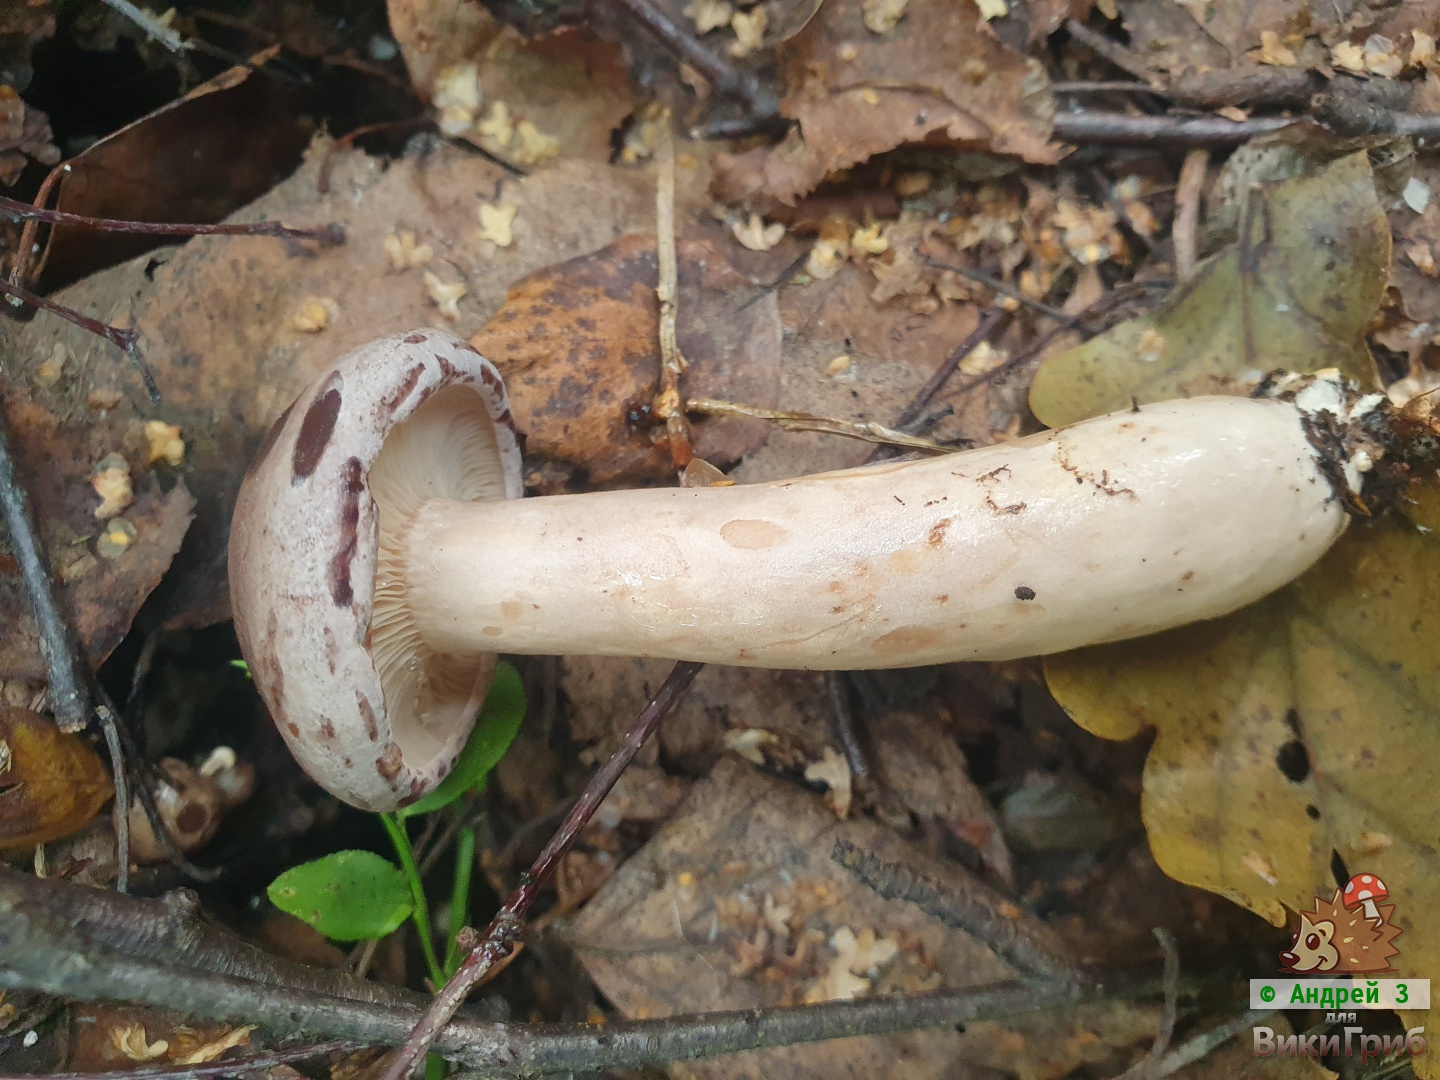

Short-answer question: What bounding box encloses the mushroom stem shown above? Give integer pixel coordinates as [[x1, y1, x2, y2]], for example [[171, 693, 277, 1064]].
[[399, 395, 1354, 670]]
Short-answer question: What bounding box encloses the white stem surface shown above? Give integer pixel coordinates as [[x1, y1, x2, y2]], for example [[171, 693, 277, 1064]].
[[403, 396, 1348, 668]]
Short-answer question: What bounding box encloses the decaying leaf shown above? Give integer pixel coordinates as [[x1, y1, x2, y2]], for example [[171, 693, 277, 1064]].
[[0, 388, 195, 680], [713, 0, 1057, 205], [569, 756, 1157, 1080], [387, 0, 637, 164], [0, 707, 113, 852], [469, 234, 781, 484], [1029, 152, 1389, 427], [1044, 477, 1440, 1049]]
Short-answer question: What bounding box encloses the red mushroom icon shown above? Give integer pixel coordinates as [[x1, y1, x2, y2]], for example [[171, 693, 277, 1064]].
[[1342, 873, 1389, 921]]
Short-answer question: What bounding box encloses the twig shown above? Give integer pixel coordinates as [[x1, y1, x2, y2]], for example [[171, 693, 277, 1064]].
[[1172, 149, 1208, 283], [0, 1039, 363, 1080], [378, 661, 705, 1080], [0, 197, 346, 245], [1115, 929, 1181, 1079], [0, 419, 90, 734], [605, 0, 780, 123], [98, 0, 188, 52], [1150, 1010, 1277, 1078], [654, 112, 694, 470], [685, 398, 958, 453], [922, 261, 1069, 321], [831, 838, 1079, 983], [1053, 112, 1293, 146], [99, 705, 131, 894], [1051, 81, 1167, 95], [1064, 19, 1151, 81], [1152, 928, 1180, 1059], [0, 279, 156, 401], [891, 307, 1012, 433]]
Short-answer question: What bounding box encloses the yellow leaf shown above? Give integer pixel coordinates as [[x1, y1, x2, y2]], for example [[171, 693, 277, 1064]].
[[1045, 476, 1440, 1041]]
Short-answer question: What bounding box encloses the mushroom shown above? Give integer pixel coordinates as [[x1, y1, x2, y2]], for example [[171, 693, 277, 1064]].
[[1342, 873, 1389, 921], [230, 330, 1383, 811]]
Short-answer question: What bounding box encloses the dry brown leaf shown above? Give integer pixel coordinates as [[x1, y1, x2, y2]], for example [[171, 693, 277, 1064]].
[[0, 707, 113, 852], [469, 234, 781, 484], [713, 0, 1057, 205], [569, 757, 1157, 1080]]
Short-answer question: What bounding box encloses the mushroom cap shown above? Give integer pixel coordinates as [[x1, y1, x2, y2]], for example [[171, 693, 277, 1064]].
[[229, 330, 523, 811], [1343, 873, 1389, 907]]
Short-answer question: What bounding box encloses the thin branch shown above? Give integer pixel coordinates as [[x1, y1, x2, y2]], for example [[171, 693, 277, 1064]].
[[831, 838, 1079, 983], [685, 398, 958, 453], [1172, 149, 1208, 284], [0, 418, 90, 733], [1063, 19, 1151, 81], [654, 112, 693, 470], [923, 261, 1069, 321], [0, 197, 345, 245], [1151, 1010, 1278, 1078], [605, 0, 780, 122], [1053, 112, 1293, 146], [0, 1040, 363, 1080], [0, 279, 156, 401], [378, 661, 705, 1080], [891, 307, 1012, 433], [0, 870, 1103, 1077]]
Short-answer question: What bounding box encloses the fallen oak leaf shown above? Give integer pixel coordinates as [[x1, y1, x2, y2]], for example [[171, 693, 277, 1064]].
[[1044, 476, 1440, 1059]]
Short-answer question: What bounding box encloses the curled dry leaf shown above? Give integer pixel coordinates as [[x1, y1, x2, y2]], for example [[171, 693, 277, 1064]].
[[0, 707, 113, 852], [713, 0, 1057, 205]]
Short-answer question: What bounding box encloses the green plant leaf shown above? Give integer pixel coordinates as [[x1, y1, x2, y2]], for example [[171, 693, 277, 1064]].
[[229, 659, 250, 677], [400, 661, 526, 818], [267, 850, 412, 941]]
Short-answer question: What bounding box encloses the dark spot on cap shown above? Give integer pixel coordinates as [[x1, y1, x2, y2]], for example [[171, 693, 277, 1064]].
[[403, 331, 428, 344], [1275, 739, 1310, 783], [327, 456, 364, 607], [380, 362, 426, 417], [320, 718, 336, 740], [293, 377, 343, 481], [177, 803, 209, 834], [286, 721, 300, 737], [1014, 585, 1036, 601], [324, 626, 339, 674], [376, 743, 404, 781], [357, 690, 379, 742], [247, 400, 295, 480], [433, 352, 462, 381]]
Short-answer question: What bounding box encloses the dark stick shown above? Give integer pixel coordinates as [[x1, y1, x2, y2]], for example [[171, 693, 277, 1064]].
[[605, 0, 780, 122], [0, 867, 1118, 1076], [379, 660, 705, 1080], [1053, 112, 1294, 146], [1051, 110, 1440, 146], [891, 307, 1013, 433], [0, 1040, 363, 1080], [924, 262, 1069, 321], [0, 418, 90, 733], [0, 196, 345, 245], [832, 838, 1078, 983], [0, 280, 158, 402]]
